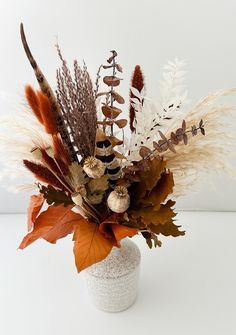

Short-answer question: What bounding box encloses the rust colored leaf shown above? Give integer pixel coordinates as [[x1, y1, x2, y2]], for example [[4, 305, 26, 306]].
[[102, 105, 122, 118], [99, 215, 138, 247], [111, 91, 125, 104], [19, 205, 81, 249], [103, 76, 121, 87], [115, 119, 128, 128], [27, 194, 45, 231], [73, 220, 113, 272], [153, 141, 162, 152]]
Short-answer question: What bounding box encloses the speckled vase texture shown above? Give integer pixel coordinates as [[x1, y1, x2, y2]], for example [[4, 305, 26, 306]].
[[85, 238, 141, 312]]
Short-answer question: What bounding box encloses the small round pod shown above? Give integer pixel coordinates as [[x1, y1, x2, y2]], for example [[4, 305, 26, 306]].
[[107, 186, 130, 213], [83, 156, 105, 179]]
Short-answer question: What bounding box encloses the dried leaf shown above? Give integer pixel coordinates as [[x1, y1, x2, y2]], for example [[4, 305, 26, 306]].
[[99, 215, 138, 246], [103, 76, 121, 87], [115, 64, 123, 73], [102, 105, 122, 118], [88, 175, 109, 194], [200, 127, 205, 135], [39, 185, 73, 207], [191, 125, 198, 136], [149, 220, 185, 237], [139, 146, 152, 158], [158, 130, 168, 141], [141, 172, 175, 210], [182, 120, 186, 131], [183, 133, 188, 145], [73, 220, 113, 272], [175, 128, 184, 140], [142, 231, 162, 248], [27, 194, 45, 231], [137, 157, 166, 192], [131, 200, 176, 226], [19, 205, 81, 249], [170, 132, 179, 145], [108, 136, 123, 147], [96, 91, 109, 97], [115, 119, 128, 128], [111, 91, 125, 104], [153, 141, 162, 152]]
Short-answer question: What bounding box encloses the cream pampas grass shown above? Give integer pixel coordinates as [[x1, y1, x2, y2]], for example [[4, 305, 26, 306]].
[[0, 91, 53, 190], [162, 88, 236, 197]]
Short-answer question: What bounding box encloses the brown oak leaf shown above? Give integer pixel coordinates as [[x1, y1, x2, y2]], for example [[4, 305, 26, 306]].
[[130, 200, 176, 226]]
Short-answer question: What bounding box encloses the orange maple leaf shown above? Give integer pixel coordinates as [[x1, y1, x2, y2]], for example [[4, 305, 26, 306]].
[[27, 194, 45, 231], [99, 214, 138, 247], [73, 219, 113, 272], [19, 204, 82, 249]]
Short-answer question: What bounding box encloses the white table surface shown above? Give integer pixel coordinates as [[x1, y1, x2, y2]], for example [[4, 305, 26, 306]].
[[0, 211, 236, 335]]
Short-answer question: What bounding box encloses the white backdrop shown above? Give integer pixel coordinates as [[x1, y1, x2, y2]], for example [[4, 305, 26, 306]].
[[0, 0, 236, 213]]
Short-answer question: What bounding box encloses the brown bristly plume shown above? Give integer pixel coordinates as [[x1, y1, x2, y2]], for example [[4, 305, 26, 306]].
[[20, 23, 78, 161], [37, 91, 57, 135], [23, 160, 65, 190], [40, 149, 61, 174], [56, 44, 97, 159], [25, 85, 43, 124], [130, 65, 145, 132]]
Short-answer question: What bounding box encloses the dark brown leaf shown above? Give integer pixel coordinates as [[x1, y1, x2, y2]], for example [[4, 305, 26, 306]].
[[39, 185, 73, 207], [182, 120, 186, 131]]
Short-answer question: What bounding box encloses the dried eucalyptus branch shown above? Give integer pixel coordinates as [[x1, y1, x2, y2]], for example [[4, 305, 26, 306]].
[[139, 119, 205, 159]]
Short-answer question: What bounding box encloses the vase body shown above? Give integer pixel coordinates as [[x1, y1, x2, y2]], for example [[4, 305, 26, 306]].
[[85, 238, 141, 312]]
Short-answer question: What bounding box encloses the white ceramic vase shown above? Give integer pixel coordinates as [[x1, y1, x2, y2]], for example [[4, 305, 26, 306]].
[[85, 238, 141, 312]]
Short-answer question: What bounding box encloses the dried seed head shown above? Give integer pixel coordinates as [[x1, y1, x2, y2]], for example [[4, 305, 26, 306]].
[[31, 147, 42, 161], [107, 186, 130, 213], [45, 146, 54, 158], [83, 156, 105, 179], [114, 186, 129, 198]]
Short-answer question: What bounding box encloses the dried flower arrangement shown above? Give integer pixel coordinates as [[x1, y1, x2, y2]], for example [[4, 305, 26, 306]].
[[0, 24, 235, 272]]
